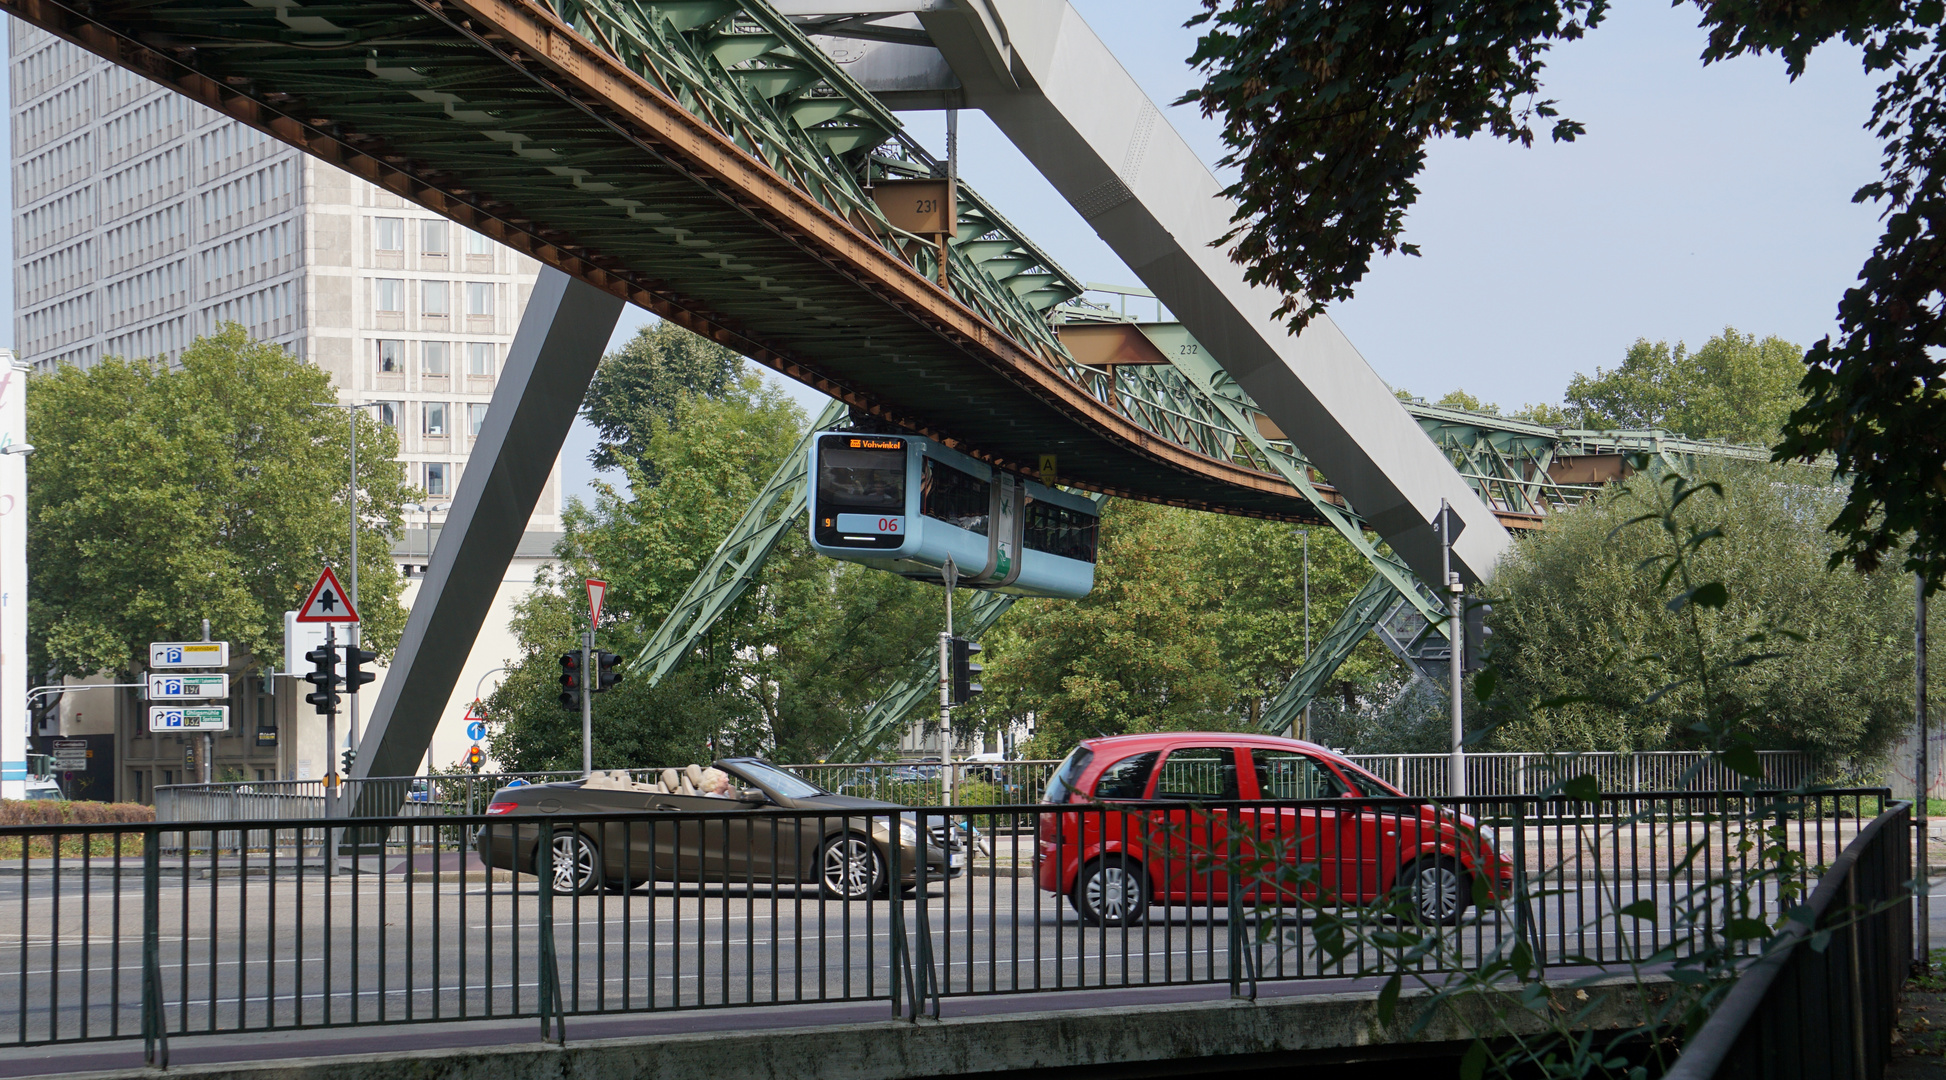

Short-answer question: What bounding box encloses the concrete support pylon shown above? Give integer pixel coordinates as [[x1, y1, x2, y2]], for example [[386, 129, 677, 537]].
[[352, 269, 623, 806]]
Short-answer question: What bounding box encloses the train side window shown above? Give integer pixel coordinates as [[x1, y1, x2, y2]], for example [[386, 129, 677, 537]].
[[1024, 500, 1099, 563], [921, 458, 989, 535]]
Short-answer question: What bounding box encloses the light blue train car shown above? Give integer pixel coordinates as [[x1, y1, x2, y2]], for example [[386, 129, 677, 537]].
[[807, 432, 1098, 599]]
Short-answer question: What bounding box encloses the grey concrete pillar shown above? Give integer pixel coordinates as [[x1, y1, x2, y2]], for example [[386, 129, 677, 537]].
[[352, 268, 623, 807]]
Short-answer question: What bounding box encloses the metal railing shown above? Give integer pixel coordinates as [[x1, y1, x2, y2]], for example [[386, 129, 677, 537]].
[[151, 753, 1817, 825], [0, 788, 1892, 1060], [1340, 750, 1816, 799], [1665, 799, 1912, 1079]]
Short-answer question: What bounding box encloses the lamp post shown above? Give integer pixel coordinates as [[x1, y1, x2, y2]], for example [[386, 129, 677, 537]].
[[401, 502, 452, 577], [1299, 529, 1310, 742]]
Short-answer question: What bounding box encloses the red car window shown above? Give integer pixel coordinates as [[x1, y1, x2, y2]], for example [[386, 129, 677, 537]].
[[1090, 751, 1158, 799], [1246, 748, 1350, 799], [1153, 746, 1242, 800]]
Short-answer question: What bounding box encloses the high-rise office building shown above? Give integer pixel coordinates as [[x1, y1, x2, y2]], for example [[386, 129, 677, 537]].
[[11, 22, 568, 798]]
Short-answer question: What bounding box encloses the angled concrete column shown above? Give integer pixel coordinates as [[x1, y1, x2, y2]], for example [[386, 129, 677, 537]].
[[353, 268, 623, 802]]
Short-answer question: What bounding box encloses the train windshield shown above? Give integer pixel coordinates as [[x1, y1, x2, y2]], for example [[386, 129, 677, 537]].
[[818, 442, 905, 510]]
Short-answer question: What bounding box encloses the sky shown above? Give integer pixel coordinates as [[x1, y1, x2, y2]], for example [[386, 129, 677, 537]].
[[3, 4, 1888, 507]]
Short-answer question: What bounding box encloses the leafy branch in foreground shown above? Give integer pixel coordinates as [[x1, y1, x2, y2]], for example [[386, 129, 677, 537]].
[[1179, 0, 1604, 327]]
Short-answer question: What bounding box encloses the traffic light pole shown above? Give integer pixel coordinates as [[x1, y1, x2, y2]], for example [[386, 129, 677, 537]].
[[1441, 500, 1466, 799], [582, 629, 594, 778], [324, 624, 340, 876]]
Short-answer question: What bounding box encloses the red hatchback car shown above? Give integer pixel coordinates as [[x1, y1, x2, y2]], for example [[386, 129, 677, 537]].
[[1035, 733, 1513, 926]]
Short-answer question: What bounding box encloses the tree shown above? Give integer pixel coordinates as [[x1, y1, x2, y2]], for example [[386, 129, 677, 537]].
[[1199, 514, 1396, 727], [1564, 328, 1806, 444], [27, 325, 412, 679], [1478, 461, 1916, 763], [984, 503, 1243, 756], [1181, 0, 1946, 582], [582, 319, 746, 470]]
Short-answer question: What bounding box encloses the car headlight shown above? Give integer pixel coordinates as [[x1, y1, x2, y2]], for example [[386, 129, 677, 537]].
[[896, 818, 920, 846]]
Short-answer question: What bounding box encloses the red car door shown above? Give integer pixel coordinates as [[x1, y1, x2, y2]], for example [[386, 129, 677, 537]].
[[1243, 748, 1357, 903], [1148, 745, 1245, 903]]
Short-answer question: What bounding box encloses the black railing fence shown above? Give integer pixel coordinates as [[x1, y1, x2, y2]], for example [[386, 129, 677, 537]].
[[0, 789, 1893, 1065], [1665, 799, 1912, 1080]]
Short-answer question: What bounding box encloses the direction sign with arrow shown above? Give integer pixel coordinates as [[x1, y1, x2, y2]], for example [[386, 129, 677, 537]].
[[296, 567, 360, 623]]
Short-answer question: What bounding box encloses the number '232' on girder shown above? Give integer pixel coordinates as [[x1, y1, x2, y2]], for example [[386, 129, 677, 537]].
[[810, 433, 1099, 598]]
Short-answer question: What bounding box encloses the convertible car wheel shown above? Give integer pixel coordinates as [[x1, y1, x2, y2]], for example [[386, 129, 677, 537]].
[[820, 833, 885, 901], [548, 831, 601, 896]]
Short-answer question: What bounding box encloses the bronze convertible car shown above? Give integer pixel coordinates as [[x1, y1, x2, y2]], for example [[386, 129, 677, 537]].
[[473, 757, 964, 898]]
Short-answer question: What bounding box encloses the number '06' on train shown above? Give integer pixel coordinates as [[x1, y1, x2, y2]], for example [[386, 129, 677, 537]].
[[808, 433, 1099, 599]]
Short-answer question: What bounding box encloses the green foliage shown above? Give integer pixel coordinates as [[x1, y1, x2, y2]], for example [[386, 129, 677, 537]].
[[1564, 328, 1807, 444], [582, 319, 746, 471], [1178, 0, 1604, 328], [979, 502, 1394, 756], [1479, 461, 1916, 762], [26, 324, 412, 678]]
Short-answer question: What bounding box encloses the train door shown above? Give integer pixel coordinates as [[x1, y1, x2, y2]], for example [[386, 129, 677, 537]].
[[982, 472, 1025, 587]]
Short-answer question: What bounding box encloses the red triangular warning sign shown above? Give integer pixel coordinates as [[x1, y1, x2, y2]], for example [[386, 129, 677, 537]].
[[296, 567, 361, 623]]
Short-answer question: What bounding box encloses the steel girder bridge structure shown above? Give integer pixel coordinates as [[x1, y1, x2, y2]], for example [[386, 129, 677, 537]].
[[2, 0, 1763, 787]]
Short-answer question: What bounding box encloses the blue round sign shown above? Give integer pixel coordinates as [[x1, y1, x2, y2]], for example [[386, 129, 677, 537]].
[[466, 720, 487, 741]]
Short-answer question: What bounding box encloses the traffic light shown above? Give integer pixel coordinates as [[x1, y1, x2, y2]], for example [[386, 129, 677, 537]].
[[303, 643, 342, 715], [344, 644, 377, 691], [466, 745, 485, 773], [949, 636, 982, 705], [558, 651, 583, 710], [1463, 598, 1493, 673], [593, 651, 623, 694], [341, 747, 356, 775]]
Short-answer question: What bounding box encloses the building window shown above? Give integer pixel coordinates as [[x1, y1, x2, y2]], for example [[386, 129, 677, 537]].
[[467, 342, 495, 377], [421, 280, 449, 317], [375, 278, 404, 313], [465, 228, 492, 256], [465, 282, 493, 316], [424, 401, 447, 436], [421, 219, 449, 256], [375, 217, 404, 251], [377, 339, 404, 373], [423, 341, 450, 376], [468, 402, 488, 436], [375, 401, 400, 427], [425, 461, 449, 496]]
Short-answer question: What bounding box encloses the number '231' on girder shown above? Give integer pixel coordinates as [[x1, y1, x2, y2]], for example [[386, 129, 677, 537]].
[[809, 433, 1099, 598]]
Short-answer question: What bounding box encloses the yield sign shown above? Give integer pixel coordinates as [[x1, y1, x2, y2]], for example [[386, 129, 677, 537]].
[[586, 579, 607, 627], [296, 567, 361, 623]]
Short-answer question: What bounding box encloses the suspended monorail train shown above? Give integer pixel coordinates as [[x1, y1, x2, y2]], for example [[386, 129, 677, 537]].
[[808, 432, 1099, 599]]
